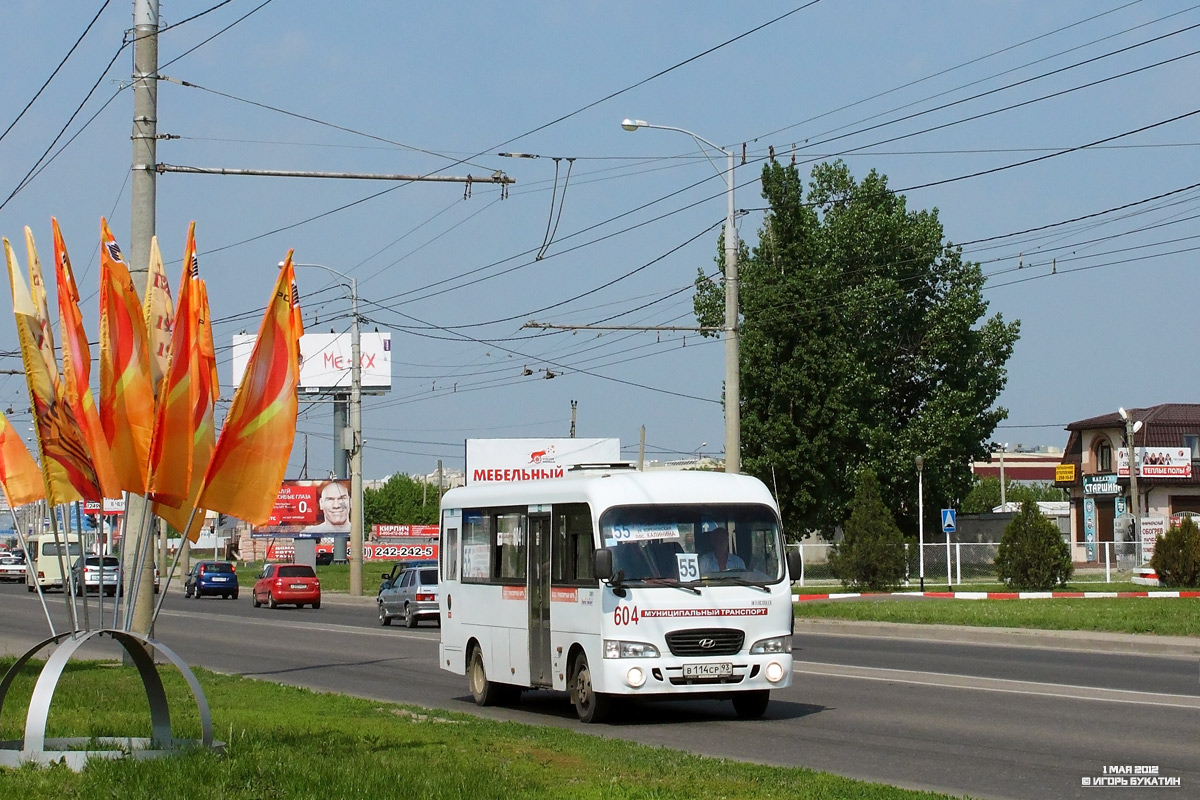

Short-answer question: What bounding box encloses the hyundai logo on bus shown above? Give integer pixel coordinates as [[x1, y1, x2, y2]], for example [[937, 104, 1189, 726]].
[[698, 638, 717, 649]]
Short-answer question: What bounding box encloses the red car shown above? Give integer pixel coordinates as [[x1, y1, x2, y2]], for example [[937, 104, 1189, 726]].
[[252, 563, 321, 609]]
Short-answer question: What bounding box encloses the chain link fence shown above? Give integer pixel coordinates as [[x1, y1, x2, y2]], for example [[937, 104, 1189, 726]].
[[788, 540, 1149, 587]]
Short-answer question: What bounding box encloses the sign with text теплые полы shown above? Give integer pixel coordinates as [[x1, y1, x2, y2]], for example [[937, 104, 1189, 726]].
[[1116, 447, 1193, 479]]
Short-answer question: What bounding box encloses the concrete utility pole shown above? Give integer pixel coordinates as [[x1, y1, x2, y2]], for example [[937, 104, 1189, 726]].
[[1119, 408, 1144, 563], [124, 0, 160, 637]]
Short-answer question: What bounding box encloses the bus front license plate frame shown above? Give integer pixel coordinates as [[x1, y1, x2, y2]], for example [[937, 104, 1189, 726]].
[[683, 662, 733, 678]]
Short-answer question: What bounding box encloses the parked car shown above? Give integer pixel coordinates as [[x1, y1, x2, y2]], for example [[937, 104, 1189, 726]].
[[184, 560, 240, 599], [0, 555, 27, 583], [71, 555, 122, 596], [377, 559, 437, 596], [252, 563, 321, 609], [378, 565, 439, 628]]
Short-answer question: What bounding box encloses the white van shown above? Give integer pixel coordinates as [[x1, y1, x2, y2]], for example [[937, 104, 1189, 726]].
[[25, 532, 83, 592]]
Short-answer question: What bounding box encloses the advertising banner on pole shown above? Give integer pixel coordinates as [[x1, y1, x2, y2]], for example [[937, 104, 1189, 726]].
[[1116, 448, 1193, 478]]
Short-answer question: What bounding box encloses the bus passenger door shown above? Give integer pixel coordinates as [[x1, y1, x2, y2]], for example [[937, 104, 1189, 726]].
[[527, 512, 552, 688]]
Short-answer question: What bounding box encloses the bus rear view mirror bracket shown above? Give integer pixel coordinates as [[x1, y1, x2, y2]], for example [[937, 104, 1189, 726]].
[[593, 549, 627, 597]]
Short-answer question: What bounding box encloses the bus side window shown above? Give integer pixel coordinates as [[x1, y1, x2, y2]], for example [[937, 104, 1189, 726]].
[[494, 511, 526, 582], [552, 503, 594, 585], [443, 527, 459, 581]]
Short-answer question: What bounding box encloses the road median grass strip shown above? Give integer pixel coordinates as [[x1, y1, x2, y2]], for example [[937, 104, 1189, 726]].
[[0, 659, 967, 799]]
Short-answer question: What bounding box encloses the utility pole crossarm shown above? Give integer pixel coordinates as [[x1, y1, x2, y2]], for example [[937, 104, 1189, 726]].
[[524, 321, 722, 332], [155, 164, 515, 184]]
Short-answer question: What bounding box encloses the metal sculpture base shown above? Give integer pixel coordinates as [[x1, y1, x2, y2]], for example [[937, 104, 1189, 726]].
[[0, 628, 224, 770]]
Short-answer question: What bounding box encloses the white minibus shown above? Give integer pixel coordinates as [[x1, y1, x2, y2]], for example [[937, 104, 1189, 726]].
[[25, 532, 83, 592], [438, 465, 801, 722]]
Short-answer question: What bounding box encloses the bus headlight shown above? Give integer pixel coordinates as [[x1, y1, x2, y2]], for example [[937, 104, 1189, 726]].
[[749, 635, 793, 655], [626, 667, 646, 688], [765, 661, 786, 683], [603, 639, 660, 659]]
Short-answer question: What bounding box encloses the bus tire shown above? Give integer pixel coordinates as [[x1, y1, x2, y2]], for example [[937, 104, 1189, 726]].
[[469, 646, 504, 706], [570, 654, 612, 724], [732, 690, 770, 719]]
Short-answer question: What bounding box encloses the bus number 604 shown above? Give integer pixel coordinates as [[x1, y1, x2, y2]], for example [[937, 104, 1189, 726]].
[[613, 605, 639, 625]]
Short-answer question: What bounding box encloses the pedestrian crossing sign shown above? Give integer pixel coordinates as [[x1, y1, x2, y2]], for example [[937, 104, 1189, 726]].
[[941, 508, 956, 534]]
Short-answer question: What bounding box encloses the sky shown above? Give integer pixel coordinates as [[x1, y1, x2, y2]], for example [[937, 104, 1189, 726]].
[[1, 0, 1198, 483]]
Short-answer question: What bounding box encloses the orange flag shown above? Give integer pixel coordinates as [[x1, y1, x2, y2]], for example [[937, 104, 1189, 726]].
[[5, 237, 99, 505], [143, 235, 175, 396], [147, 224, 198, 509], [98, 217, 155, 494], [0, 409, 45, 507], [154, 236, 218, 542], [196, 252, 303, 525], [54, 218, 122, 500], [25, 227, 61, 395]]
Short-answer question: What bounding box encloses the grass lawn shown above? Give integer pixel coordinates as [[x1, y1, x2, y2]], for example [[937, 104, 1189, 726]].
[[794, 597, 1200, 637], [0, 659, 964, 800]]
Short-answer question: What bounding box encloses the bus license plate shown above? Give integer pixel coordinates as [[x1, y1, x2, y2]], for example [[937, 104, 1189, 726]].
[[683, 663, 732, 678]]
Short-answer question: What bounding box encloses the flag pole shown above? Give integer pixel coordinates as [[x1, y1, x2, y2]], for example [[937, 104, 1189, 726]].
[[123, 501, 158, 631], [9, 506, 55, 637], [47, 505, 79, 634], [152, 506, 198, 624]]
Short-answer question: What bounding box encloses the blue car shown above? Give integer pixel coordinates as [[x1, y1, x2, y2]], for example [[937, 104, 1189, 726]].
[[184, 560, 240, 599]]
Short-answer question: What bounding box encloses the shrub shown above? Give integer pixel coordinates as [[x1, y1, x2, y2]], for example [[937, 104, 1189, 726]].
[[995, 499, 1073, 590], [828, 469, 907, 591], [1150, 516, 1200, 587]]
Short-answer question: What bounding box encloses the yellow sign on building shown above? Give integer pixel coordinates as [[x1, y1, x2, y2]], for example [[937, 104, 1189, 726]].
[[1055, 464, 1076, 483]]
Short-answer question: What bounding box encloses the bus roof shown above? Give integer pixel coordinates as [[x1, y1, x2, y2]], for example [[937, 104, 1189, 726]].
[[441, 469, 779, 514]]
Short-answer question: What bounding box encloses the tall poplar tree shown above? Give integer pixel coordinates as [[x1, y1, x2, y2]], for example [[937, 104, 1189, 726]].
[[695, 160, 1019, 538]]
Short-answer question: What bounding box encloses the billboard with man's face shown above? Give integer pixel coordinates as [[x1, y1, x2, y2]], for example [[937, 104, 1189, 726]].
[[251, 479, 351, 537]]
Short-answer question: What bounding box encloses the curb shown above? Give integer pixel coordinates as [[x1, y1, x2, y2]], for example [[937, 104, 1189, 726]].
[[794, 590, 1200, 602], [792, 618, 1200, 656]]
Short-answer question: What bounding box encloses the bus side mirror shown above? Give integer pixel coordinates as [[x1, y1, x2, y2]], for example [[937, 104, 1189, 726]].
[[786, 549, 802, 581], [594, 548, 613, 580]]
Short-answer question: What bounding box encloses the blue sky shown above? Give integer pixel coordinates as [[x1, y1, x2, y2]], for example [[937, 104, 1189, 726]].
[[2, 0, 1198, 481]]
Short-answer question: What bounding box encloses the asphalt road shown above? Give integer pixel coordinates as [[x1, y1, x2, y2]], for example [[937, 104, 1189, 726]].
[[2, 583, 1198, 800]]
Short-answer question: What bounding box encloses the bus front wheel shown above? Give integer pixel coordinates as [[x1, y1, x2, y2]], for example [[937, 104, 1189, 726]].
[[469, 647, 505, 706], [570, 654, 612, 724], [732, 690, 770, 719]]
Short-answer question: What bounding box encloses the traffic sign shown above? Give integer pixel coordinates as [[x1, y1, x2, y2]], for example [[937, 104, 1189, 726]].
[[941, 508, 957, 534]]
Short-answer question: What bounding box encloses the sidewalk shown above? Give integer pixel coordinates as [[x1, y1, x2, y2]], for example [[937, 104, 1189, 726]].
[[794, 618, 1200, 657]]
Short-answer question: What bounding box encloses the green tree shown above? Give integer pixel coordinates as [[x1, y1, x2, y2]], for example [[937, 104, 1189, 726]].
[[1149, 516, 1200, 587], [695, 160, 1019, 538], [994, 500, 1073, 590], [828, 469, 908, 591], [363, 473, 441, 530], [961, 477, 1066, 514]]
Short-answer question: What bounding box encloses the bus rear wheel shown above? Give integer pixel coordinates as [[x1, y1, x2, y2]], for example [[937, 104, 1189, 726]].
[[732, 690, 770, 719], [570, 654, 612, 724]]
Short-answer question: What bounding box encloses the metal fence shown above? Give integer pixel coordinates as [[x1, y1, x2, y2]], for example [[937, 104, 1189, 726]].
[[789, 540, 1147, 587]]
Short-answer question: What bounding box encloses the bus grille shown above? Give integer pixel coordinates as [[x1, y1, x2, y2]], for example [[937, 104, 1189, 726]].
[[664, 628, 744, 656]]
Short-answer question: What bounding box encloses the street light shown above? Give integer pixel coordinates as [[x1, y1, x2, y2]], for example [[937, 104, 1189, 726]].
[[621, 118, 740, 474], [998, 442, 1009, 509], [1118, 407, 1144, 564], [287, 261, 364, 596], [915, 455, 925, 591]]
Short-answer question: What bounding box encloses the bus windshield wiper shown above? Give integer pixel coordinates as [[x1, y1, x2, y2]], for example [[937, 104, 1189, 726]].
[[643, 577, 701, 595], [701, 574, 770, 592]]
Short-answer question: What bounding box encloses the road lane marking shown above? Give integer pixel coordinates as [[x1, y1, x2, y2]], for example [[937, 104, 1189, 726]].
[[792, 660, 1200, 709]]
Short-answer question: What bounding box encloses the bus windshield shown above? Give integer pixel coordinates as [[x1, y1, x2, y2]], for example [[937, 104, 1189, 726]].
[[599, 503, 783, 585]]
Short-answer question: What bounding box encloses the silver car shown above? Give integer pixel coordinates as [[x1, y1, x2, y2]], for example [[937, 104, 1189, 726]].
[[72, 555, 122, 596], [378, 565, 439, 628]]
